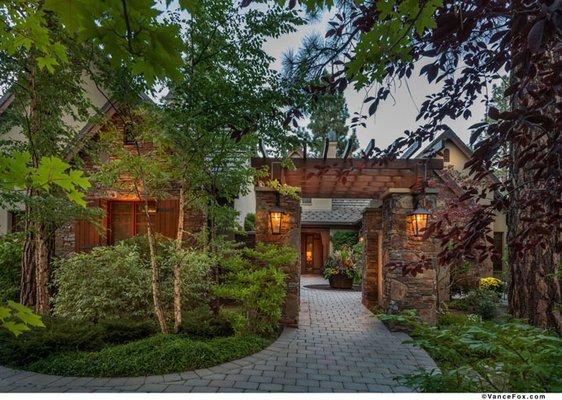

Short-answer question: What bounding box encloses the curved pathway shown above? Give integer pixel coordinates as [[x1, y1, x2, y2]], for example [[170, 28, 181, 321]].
[[0, 276, 437, 392]]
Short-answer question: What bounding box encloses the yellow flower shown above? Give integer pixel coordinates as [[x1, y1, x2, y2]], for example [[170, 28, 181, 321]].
[[480, 276, 502, 288]]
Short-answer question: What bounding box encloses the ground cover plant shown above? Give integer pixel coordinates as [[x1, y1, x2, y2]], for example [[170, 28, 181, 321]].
[[380, 311, 562, 392], [0, 238, 294, 376]]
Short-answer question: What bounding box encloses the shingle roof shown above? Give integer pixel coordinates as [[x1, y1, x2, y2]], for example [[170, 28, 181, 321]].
[[301, 198, 374, 226]]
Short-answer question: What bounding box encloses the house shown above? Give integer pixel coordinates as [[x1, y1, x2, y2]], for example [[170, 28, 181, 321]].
[[402, 129, 507, 277], [0, 82, 205, 254]]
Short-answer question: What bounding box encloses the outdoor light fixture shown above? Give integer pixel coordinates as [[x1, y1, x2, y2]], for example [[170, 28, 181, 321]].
[[409, 203, 432, 237], [268, 193, 285, 234]]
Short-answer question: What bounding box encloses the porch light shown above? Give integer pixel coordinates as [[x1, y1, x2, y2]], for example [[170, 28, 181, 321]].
[[268, 193, 285, 234], [409, 205, 432, 237]]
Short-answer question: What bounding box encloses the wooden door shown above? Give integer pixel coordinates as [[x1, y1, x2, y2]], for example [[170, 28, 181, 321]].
[[301, 232, 324, 274]]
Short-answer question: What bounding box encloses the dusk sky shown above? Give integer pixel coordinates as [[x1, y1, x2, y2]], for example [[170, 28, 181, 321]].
[[263, 11, 493, 151]]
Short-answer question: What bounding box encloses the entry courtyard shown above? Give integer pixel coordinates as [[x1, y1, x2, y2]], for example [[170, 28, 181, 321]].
[[0, 276, 436, 393]]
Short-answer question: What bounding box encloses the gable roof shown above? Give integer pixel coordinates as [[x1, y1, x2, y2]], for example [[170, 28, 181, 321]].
[[402, 128, 473, 160], [419, 129, 473, 159], [301, 198, 373, 227]]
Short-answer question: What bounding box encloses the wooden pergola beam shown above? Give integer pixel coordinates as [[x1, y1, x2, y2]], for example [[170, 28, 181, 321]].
[[252, 157, 443, 170]]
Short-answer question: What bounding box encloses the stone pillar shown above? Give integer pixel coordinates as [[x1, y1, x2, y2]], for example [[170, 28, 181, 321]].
[[381, 189, 439, 325], [255, 187, 301, 327], [362, 206, 382, 310]]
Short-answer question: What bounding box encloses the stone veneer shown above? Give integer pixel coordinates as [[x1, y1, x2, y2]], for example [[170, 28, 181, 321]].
[[361, 205, 382, 310], [380, 189, 440, 325], [254, 187, 301, 327]]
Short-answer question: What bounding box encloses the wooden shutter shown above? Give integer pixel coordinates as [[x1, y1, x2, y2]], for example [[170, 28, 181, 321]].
[[154, 199, 179, 239], [74, 199, 107, 252]]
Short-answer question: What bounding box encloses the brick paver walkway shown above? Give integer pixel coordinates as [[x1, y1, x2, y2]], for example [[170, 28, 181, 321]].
[[0, 275, 437, 392]]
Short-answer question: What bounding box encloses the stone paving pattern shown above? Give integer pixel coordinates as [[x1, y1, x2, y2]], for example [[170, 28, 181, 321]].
[[0, 276, 438, 392]]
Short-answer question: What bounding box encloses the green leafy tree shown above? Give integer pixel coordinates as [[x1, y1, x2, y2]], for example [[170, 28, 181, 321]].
[[162, 0, 304, 332], [0, 0, 185, 314]]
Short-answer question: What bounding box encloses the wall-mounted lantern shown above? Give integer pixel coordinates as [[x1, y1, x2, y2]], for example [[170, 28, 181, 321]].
[[409, 203, 432, 237], [268, 193, 285, 234]]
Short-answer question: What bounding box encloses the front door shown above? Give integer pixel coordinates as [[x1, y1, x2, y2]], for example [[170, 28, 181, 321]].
[[301, 232, 324, 274]]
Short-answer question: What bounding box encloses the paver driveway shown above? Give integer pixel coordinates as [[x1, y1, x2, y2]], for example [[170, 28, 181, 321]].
[[0, 275, 437, 392]]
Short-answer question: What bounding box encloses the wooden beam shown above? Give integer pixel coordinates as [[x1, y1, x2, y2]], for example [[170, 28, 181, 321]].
[[252, 157, 443, 171]]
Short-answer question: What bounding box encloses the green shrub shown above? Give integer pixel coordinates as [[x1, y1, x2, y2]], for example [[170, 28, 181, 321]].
[[0, 233, 23, 302], [179, 305, 233, 338], [214, 243, 297, 337], [52, 243, 152, 321], [452, 288, 500, 320], [380, 311, 562, 392], [0, 318, 156, 368], [26, 334, 270, 377], [330, 230, 358, 251], [243, 213, 255, 232], [448, 298, 470, 311], [52, 236, 213, 322], [437, 310, 472, 326]]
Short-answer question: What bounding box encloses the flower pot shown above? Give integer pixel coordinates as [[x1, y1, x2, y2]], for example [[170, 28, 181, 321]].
[[329, 274, 353, 289]]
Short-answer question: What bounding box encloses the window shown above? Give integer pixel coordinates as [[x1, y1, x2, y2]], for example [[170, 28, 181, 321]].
[[109, 201, 154, 244], [123, 123, 136, 144], [8, 211, 24, 233], [443, 148, 450, 162], [301, 197, 312, 205]]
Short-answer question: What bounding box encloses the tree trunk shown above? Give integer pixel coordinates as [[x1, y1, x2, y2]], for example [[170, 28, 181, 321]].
[[507, 142, 561, 334], [173, 185, 185, 333], [143, 201, 168, 334], [507, 22, 562, 335], [34, 223, 51, 315], [20, 229, 36, 307]]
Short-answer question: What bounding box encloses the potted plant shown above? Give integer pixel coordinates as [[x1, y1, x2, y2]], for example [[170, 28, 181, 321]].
[[323, 245, 360, 289]]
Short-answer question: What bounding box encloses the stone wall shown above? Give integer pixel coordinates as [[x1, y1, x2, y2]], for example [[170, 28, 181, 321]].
[[255, 188, 301, 327], [381, 189, 440, 325], [361, 206, 382, 310]]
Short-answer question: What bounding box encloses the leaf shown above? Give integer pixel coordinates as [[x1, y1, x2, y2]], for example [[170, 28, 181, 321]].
[[527, 19, 545, 53], [2, 321, 30, 337]]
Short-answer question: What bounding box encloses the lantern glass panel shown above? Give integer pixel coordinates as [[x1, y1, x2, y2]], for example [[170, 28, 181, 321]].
[[269, 211, 282, 234]]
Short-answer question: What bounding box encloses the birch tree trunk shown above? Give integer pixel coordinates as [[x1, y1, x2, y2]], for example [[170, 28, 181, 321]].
[[143, 200, 168, 334], [173, 185, 185, 333]]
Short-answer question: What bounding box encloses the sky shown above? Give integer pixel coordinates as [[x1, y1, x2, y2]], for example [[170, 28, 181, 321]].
[[262, 11, 490, 151]]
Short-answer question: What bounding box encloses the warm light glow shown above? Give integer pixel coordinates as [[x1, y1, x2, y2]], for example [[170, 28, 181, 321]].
[[306, 242, 313, 264], [147, 203, 157, 213], [269, 211, 282, 234], [409, 206, 432, 237]]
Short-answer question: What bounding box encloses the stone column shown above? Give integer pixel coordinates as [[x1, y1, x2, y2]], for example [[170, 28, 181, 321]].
[[255, 187, 301, 327], [381, 188, 439, 325], [362, 205, 382, 310]]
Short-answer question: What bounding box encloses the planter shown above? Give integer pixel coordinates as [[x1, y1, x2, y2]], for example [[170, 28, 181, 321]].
[[329, 274, 353, 289]]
